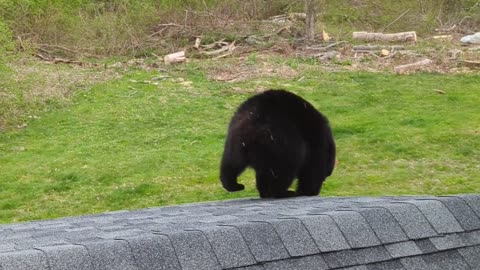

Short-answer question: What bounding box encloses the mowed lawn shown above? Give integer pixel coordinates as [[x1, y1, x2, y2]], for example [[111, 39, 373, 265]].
[[1, 63, 479, 223]]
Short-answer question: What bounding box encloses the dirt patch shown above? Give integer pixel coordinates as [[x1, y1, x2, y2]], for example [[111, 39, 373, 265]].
[[9, 57, 121, 103], [208, 58, 298, 82], [0, 56, 122, 131]]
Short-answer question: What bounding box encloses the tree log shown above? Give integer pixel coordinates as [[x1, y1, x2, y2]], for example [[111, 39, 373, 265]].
[[164, 51, 186, 65], [394, 59, 432, 74], [460, 60, 480, 68], [353, 31, 417, 43]]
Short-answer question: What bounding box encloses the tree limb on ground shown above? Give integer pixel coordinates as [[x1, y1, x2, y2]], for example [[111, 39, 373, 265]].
[[202, 41, 236, 56], [353, 45, 405, 51], [353, 31, 417, 43], [35, 53, 90, 66]]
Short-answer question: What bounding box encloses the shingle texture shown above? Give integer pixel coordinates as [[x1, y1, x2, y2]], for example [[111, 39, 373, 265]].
[[1, 194, 480, 269]]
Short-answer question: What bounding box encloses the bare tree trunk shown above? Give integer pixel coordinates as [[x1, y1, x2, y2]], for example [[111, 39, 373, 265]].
[[305, 0, 318, 44]]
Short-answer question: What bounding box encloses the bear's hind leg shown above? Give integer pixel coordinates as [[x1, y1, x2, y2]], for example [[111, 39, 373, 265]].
[[255, 169, 296, 198], [296, 160, 326, 196]]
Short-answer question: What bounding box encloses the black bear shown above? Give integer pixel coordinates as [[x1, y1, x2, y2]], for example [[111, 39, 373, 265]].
[[220, 89, 336, 198]]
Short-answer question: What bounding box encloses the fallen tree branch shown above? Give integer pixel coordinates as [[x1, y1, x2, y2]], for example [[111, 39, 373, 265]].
[[38, 44, 98, 58], [435, 25, 457, 33], [213, 52, 233, 59], [431, 35, 453, 40], [353, 31, 417, 43], [202, 41, 236, 56], [35, 53, 87, 66], [353, 45, 405, 51], [304, 41, 346, 52], [200, 39, 228, 50], [318, 51, 339, 61], [276, 26, 290, 35], [148, 23, 182, 37], [382, 9, 410, 32]]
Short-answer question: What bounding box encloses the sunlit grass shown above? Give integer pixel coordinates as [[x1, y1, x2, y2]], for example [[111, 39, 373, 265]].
[[1, 59, 479, 224]]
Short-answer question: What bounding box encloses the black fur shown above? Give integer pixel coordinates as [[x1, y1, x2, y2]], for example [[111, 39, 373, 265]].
[[220, 89, 335, 198]]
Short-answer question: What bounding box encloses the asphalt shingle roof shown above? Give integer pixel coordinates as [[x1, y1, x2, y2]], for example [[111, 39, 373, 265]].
[[1, 194, 480, 270]]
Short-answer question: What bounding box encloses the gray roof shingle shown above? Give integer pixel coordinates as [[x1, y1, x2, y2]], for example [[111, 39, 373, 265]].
[[0, 249, 49, 270], [435, 196, 480, 231], [379, 202, 438, 239], [202, 226, 256, 268], [300, 215, 350, 252], [119, 235, 181, 270], [401, 199, 464, 234], [458, 245, 480, 269], [267, 218, 319, 256], [422, 250, 471, 270], [78, 239, 138, 270], [355, 246, 391, 265], [384, 241, 422, 258], [327, 210, 381, 248], [166, 230, 221, 270], [228, 222, 290, 262], [1, 194, 480, 270], [263, 255, 329, 270], [37, 244, 92, 270], [356, 207, 408, 244]]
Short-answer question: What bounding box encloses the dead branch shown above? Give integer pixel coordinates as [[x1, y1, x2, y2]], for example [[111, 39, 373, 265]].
[[353, 31, 417, 43], [35, 53, 50, 61], [35, 53, 88, 66], [431, 35, 453, 40], [382, 9, 410, 32], [394, 59, 433, 74], [202, 41, 236, 56], [213, 52, 232, 59], [289, 13, 307, 22], [435, 25, 457, 33], [39, 44, 78, 54], [276, 26, 290, 35], [38, 44, 98, 58], [201, 39, 227, 50], [269, 14, 288, 24], [323, 41, 346, 50], [383, 51, 398, 59], [148, 23, 182, 38], [353, 45, 405, 51], [318, 51, 339, 61], [305, 41, 346, 52]]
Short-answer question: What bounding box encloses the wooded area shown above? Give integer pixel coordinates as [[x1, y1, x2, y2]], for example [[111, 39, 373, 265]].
[[1, 0, 479, 75]]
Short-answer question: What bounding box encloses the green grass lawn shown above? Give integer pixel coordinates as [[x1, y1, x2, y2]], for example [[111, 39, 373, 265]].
[[1, 59, 479, 224]]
